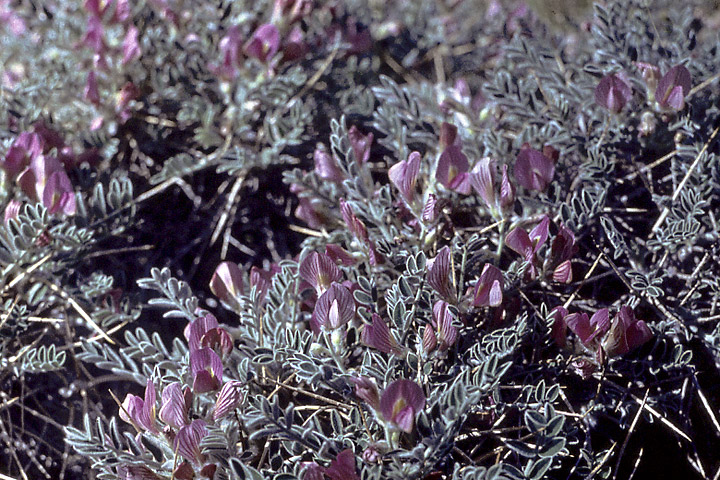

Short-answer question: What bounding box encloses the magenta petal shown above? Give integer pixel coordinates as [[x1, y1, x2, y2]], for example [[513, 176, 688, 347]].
[[324, 449, 360, 480], [362, 313, 402, 355], [185, 313, 220, 353], [43, 170, 76, 215], [379, 379, 425, 431], [213, 380, 243, 421], [427, 246, 454, 301], [565, 313, 592, 344], [348, 126, 373, 164], [437, 145, 469, 190], [422, 194, 439, 222], [389, 151, 421, 202], [665, 85, 686, 110], [159, 382, 189, 428], [299, 252, 342, 294], [422, 325, 437, 354], [505, 227, 533, 257], [174, 420, 207, 465], [553, 260, 573, 283], [340, 198, 368, 241], [314, 147, 344, 182], [595, 73, 632, 113], [209, 261, 244, 308], [122, 25, 141, 65], [656, 65, 691, 109], [473, 264, 504, 307], [190, 348, 223, 393], [245, 23, 280, 63], [515, 146, 555, 191], [470, 157, 496, 208], [352, 376, 380, 411], [626, 320, 653, 350], [312, 283, 355, 330], [432, 300, 458, 349], [325, 244, 356, 266], [529, 216, 550, 253], [550, 307, 568, 347], [589, 308, 610, 338]]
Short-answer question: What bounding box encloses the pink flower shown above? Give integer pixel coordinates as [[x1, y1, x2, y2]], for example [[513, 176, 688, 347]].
[[43, 169, 76, 215], [353, 376, 380, 410], [550, 306, 569, 347], [3, 200, 21, 224], [159, 382, 191, 429], [244, 23, 280, 64], [189, 348, 223, 393], [323, 449, 360, 480], [117, 465, 162, 480], [215, 25, 243, 79], [655, 65, 692, 111], [361, 313, 403, 355], [505, 215, 550, 279], [213, 380, 243, 421], [299, 251, 342, 295], [310, 283, 355, 332], [184, 313, 220, 353], [602, 306, 653, 357], [174, 419, 207, 465], [325, 244, 356, 266], [209, 261, 244, 309], [122, 25, 141, 65], [389, 151, 421, 203], [595, 72, 632, 113], [565, 308, 610, 346], [472, 264, 503, 307], [84, 71, 101, 105], [430, 300, 458, 351], [436, 124, 471, 194], [314, 147, 344, 183], [379, 379, 426, 433], [348, 126, 373, 164], [549, 224, 577, 283], [427, 246, 455, 302], [2, 132, 43, 178], [119, 378, 158, 433], [514, 144, 555, 192]]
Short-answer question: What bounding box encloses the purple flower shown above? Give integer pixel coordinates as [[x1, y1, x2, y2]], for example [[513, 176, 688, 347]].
[[565, 308, 610, 346], [209, 261, 244, 309], [427, 246, 455, 302], [310, 283, 355, 333], [314, 147, 344, 183], [655, 65, 692, 110], [184, 314, 220, 353], [324, 449, 360, 480], [159, 382, 191, 429], [299, 251, 342, 295], [200, 327, 234, 358], [214, 25, 243, 79], [595, 72, 632, 113], [348, 126, 373, 164], [190, 348, 223, 393], [174, 419, 207, 465], [84, 71, 100, 105], [422, 193, 440, 222], [514, 144, 555, 192], [244, 23, 280, 64], [325, 244, 356, 266], [117, 465, 162, 480], [119, 378, 158, 434], [379, 379, 426, 433], [422, 325, 437, 354], [550, 224, 577, 283], [431, 301, 458, 351], [499, 164, 515, 211], [505, 215, 550, 279], [470, 157, 497, 209], [361, 313, 403, 355], [472, 264, 503, 307], [389, 151, 421, 203], [602, 306, 653, 357], [436, 125, 472, 195], [550, 306, 569, 347], [4, 200, 21, 224], [43, 169, 76, 215], [122, 25, 141, 65], [213, 380, 243, 421], [339, 198, 368, 241], [353, 376, 380, 410], [2, 132, 43, 178]]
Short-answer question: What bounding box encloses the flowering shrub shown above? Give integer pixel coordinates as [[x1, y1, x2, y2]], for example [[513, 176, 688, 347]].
[[2, 1, 720, 479]]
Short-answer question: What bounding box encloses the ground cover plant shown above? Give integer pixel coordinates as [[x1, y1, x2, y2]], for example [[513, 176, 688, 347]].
[[2, 0, 720, 479]]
